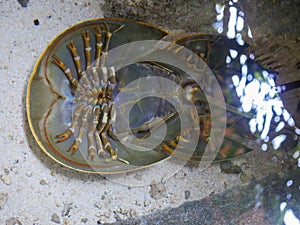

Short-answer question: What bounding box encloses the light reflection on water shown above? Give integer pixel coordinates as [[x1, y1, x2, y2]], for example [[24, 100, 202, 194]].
[[284, 210, 300, 225], [214, 0, 299, 150], [214, 0, 299, 224]]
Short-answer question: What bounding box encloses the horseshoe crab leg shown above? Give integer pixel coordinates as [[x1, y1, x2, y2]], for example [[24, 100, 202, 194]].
[[52, 22, 130, 163]]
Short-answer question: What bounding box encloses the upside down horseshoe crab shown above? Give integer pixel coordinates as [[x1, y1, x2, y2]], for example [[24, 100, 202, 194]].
[[27, 18, 174, 173], [26, 18, 299, 174], [27, 18, 205, 173]]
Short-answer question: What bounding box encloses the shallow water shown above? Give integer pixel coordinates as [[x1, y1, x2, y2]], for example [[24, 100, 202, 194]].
[[0, 0, 298, 224], [103, 0, 300, 224]]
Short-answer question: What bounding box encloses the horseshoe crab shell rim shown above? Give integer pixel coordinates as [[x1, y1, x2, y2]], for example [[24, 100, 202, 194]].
[[26, 18, 171, 174]]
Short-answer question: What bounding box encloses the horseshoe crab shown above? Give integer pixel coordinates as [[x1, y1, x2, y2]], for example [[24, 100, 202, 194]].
[[27, 18, 209, 173], [26, 18, 299, 174], [27, 18, 174, 173]]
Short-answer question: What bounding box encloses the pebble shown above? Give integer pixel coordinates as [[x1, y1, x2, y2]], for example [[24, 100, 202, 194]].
[[62, 218, 70, 225], [220, 161, 242, 174], [0, 192, 8, 209], [33, 19, 40, 26], [184, 190, 191, 200], [1, 174, 11, 185], [97, 218, 105, 224], [149, 181, 166, 200], [94, 202, 102, 209], [51, 213, 61, 224], [144, 200, 150, 207], [135, 200, 142, 206], [104, 212, 110, 218], [130, 208, 138, 217], [39, 179, 49, 185], [10, 167, 18, 174], [5, 217, 22, 225], [62, 202, 73, 217], [2, 65, 8, 70], [119, 206, 128, 215], [81, 218, 88, 223], [4, 168, 10, 174], [26, 171, 33, 177]]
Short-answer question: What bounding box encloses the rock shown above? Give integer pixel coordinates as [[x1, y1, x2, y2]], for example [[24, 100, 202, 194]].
[[220, 161, 242, 174], [81, 218, 88, 223], [51, 213, 61, 224], [5, 217, 22, 225], [94, 202, 102, 209], [104, 212, 110, 218], [129, 208, 138, 217], [119, 206, 128, 215], [1, 174, 11, 185], [2, 65, 8, 70], [184, 190, 191, 200], [10, 167, 18, 174], [26, 171, 33, 177], [39, 179, 49, 185], [149, 181, 166, 200], [62, 202, 73, 217], [62, 218, 70, 225], [3, 168, 9, 174]]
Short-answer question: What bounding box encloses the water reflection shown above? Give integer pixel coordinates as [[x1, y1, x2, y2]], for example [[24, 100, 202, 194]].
[[284, 209, 300, 225], [213, 3, 225, 34], [214, 0, 299, 224], [214, 0, 299, 151]]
